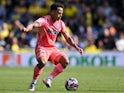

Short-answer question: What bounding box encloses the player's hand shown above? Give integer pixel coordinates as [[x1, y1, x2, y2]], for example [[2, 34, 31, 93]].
[[76, 47, 83, 55], [23, 27, 28, 32], [24, 23, 34, 32]]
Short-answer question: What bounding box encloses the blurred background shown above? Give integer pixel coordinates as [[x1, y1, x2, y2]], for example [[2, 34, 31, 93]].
[[0, 0, 124, 67]]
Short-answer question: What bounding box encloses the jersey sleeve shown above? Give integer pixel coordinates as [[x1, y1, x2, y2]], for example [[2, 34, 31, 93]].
[[35, 17, 46, 27], [60, 21, 67, 33]]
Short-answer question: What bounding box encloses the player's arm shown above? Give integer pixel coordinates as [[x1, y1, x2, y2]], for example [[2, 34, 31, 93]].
[[14, 20, 36, 32], [24, 17, 45, 32], [15, 20, 26, 31], [24, 22, 40, 32], [62, 32, 83, 55]]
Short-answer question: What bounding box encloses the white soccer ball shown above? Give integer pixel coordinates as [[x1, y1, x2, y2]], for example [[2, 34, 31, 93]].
[[65, 77, 79, 91]]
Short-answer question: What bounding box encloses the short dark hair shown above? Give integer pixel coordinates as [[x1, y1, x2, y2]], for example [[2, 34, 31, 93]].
[[50, 3, 64, 11]]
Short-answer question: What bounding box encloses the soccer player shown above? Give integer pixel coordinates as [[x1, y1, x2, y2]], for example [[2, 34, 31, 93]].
[[23, 3, 83, 91]]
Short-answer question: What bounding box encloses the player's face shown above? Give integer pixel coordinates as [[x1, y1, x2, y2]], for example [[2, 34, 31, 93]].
[[52, 7, 63, 21]]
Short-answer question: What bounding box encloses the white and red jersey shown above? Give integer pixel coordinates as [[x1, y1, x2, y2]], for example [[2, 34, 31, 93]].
[[35, 15, 66, 48]]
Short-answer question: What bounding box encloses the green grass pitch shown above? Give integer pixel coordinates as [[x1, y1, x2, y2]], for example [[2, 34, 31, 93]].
[[0, 66, 124, 93]]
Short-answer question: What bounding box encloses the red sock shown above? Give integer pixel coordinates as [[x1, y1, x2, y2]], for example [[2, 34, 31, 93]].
[[49, 63, 64, 79], [33, 64, 43, 80]]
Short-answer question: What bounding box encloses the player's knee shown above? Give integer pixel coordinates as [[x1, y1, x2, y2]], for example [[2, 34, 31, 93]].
[[60, 56, 69, 68], [37, 58, 47, 68]]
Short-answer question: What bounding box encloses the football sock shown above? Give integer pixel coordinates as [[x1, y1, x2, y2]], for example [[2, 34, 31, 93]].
[[33, 64, 43, 80], [31, 79, 37, 84], [48, 63, 64, 79]]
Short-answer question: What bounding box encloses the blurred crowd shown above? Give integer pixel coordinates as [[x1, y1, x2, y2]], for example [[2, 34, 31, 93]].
[[0, 0, 124, 53]]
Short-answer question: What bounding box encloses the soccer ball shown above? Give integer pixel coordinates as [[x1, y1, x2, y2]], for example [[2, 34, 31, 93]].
[[65, 77, 79, 91]]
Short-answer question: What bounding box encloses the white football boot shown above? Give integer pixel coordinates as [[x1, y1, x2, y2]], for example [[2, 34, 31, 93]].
[[29, 83, 35, 91], [43, 78, 52, 88]]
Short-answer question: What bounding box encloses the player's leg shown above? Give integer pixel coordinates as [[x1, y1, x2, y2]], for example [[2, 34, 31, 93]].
[[48, 55, 69, 79], [29, 48, 48, 91], [29, 57, 48, 91], [43, 50, 69, 88]]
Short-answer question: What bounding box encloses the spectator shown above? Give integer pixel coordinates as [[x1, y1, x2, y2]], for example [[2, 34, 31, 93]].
[[102, 1, 113, 18], [95, 39, 104, 51], [0, 36, 6, 51], [97, 28, 116, 50], [64, 2, 78, 19], [18, 32, 29, 48], [85, 7, 93, 26], [0, 22, 9, 39], [0, 2, 6, 22], [29, 31, 37, 48], [5, 31, 14, 50], [76, 16, 85, 40], [28, 0, 42, 16], [116, 32, 124, 51], [11, 37, 20, 52], [84, 36, 101, 53]]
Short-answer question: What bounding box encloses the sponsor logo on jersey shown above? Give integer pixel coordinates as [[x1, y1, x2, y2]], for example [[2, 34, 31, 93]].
[[47, 28, 59, 35]]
